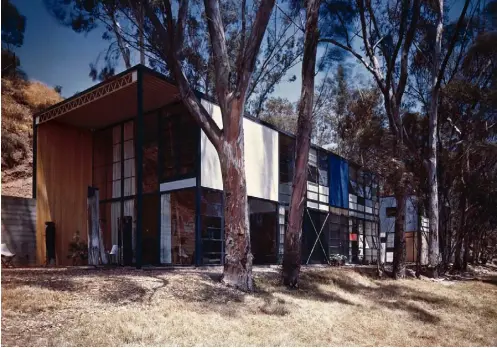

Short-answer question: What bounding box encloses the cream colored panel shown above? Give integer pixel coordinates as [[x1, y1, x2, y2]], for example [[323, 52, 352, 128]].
[[243, 118, 279, 201], [200, 99, 279, 202], [160, 193, 172, 264], [200, 99, 223, 191]]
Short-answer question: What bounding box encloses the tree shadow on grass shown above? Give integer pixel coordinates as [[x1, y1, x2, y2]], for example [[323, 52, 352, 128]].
[[255, 270, 357, 306], [2, 268, 168, 306], [299, 269, 445, 323], [480, 275, 497, 287]]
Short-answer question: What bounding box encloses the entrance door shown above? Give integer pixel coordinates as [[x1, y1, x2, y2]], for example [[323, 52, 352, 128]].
[[121, 216, 133, 265], [142, 194, 159, 265]]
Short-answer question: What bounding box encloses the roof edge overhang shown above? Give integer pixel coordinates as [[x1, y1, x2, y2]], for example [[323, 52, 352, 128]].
[[34, 64, 181, 126]]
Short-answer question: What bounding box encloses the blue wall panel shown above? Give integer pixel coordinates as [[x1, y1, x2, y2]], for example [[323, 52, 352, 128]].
[[329, 155, 349, 208]]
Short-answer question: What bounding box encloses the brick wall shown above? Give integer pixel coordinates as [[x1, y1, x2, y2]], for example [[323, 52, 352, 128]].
[[1, 195, 36, 265]]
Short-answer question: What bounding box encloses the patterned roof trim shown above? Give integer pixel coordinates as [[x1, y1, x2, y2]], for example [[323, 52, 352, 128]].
[[36, 71, 137, 125]]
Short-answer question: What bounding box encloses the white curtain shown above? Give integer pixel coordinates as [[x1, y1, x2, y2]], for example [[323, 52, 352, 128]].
[[123, 199, 136, 262], [111, 201, 120, 263], [160, 194, 172, 264]]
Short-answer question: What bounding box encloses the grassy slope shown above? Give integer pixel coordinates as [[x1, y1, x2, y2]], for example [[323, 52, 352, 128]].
[[1, 77, 62, 197], [2, 266, 496, 346]]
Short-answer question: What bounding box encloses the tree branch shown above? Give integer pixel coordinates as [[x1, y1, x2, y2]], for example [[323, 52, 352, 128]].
[[436, 0, 471, 91], [236, 0, 277, 98], [203, 0, 231, 125], [142, 0, 223, 148], [395, 0, 420, 108]]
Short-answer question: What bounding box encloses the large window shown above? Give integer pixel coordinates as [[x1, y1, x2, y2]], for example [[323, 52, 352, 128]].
[[277, 205, 288, 263], [249, 198, 277, 265], [161, 111, 198, 182], [279, 134, 295, 203], [307, 148, 329, 211], [93, 121, 136, 200], [93, 127, 113, 200], [329, 213, 348, 257], [308, 148, 318, 183], [200, 189, 223, 265], [123, 121, 135, 197], [160, 189, 196, 265]]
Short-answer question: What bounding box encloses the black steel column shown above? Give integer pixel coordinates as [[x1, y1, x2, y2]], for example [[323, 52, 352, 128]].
[[32, 119, 37, 199], [135, 67, 144, 269], [195, 126, 202, 266], [157, 109, 163, 265]]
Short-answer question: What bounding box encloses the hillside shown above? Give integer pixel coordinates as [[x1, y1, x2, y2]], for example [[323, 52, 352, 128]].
[[1, 76, 62, 198]]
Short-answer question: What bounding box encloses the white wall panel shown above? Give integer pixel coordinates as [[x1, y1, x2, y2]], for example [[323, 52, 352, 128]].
[[200, 99, 224, 191], [160, 178, 196, 192], [379, 195, 419, 233], [160, 193, 172, 264], [200, 99, 279, 202]]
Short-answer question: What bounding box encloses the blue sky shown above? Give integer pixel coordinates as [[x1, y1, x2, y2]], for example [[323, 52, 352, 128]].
[[11, 0, 467, 101], [11, 0, 303, 100], [11, 0, 128, 98]]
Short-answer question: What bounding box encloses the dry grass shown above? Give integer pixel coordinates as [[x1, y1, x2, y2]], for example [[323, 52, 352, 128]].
[[2, 266, 497, 347], [1, 77, 62, 197]]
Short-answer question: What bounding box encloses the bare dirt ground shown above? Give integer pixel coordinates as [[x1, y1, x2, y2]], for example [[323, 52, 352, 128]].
[[2, 265, 497, 346]]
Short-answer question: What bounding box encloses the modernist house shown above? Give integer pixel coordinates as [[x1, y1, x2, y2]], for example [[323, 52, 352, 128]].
[[33, 64, 380, 267], [379, 196, 429, 263]]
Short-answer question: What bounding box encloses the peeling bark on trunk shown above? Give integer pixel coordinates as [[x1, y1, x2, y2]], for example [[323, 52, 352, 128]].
[[88, 188, 105, 265], [453, 191, 466, 271], [393, 190, 406, 279], [377, 214, 384, 278], [462, 227, 470, 270], [416, 209, 423, 277], [426, 0, 443, 278], [219, 115, 253, 291], [282, 0, 320, 288]]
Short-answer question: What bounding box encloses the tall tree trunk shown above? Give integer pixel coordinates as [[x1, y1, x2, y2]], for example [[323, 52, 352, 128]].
[[427, 0, 443, 278], [282, 0, 320, 288], [377, 213, 384, 278], [416, 207, 423, 277], [87, 187, 103, 265], [454, 187, 467, 271], [462, 228, 470, 270], [393, 189, 406, 279], [219, 108, 253, 291]]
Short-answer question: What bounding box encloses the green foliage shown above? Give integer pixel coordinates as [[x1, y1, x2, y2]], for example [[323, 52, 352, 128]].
[[67, 231, 87, 265], [329, 254, 347, 266], [1, 0, 26, 48]]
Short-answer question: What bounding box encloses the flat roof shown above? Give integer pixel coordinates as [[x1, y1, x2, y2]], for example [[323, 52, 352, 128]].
[[35, 64, 371, 173]]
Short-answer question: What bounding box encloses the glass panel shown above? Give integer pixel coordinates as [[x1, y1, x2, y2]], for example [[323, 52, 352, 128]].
[[168, 189, 196, 265], [279, 134, 295, 184], [124, 121, 134, 141], [124, 159, 135, 178], [250, 198, 277, 264], [318, 152, 328, 186], [113, 144, 121, 162], [113, 125, 121, 144], [201, 189, 223, 265], [161, 110, 198, 181], [123, 140, 134, 159]]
